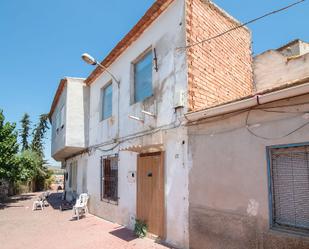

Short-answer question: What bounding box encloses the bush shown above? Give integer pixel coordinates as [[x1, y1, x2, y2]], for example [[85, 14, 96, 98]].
[[134, 219, 148, 238]]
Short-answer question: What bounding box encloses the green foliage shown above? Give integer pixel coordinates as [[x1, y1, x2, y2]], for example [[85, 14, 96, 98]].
[[134, 219, 148, 238], [0, 110, 19, 182], [44, 171, 55, 190], [15, 150, 42, 182], [0, 110, 51, 193], [31, 114, 49, 157], [20, 113, 31, 151]]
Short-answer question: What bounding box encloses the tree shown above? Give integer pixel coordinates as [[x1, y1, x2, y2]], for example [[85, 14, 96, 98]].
[[31, 114, 49, 157], [0, 110, 19, 183], [20, 113, 31, 151], [15, 150, 42, 182]]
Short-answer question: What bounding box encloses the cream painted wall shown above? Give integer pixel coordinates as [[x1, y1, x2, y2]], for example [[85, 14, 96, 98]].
[[188, 94, 309, 249], [254, 50, 309, 92]]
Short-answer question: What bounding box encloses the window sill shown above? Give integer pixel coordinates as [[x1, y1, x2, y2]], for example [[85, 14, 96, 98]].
[[101, 198, 118, 206], [270, 225, 309, 238], [131, 94, 154, 106], [100, 116, 113, 124]]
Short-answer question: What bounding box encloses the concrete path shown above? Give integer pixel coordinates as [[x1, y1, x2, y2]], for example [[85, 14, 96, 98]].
[[0, 192, 175, 249]]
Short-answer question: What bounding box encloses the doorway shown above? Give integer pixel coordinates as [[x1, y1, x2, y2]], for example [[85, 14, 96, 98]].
[[136, 152, 164, 238]]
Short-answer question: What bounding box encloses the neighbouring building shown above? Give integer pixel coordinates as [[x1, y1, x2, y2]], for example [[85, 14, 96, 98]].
[[49, 0, 252, 248], [186, 40, 309, 249]]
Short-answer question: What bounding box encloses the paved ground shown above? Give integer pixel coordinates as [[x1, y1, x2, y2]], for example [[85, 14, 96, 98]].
[[0, 192, 174, 249]]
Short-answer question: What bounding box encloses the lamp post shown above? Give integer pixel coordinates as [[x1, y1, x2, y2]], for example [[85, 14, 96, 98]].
[[81, 53, 120, 86]]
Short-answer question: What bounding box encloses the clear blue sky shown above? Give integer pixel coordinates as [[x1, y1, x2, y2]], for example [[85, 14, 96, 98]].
[[0, 0, 308, 166]]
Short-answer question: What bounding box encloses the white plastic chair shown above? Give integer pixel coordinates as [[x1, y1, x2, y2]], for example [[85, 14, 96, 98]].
[[32, 193, 48, 211], [32, 200, 44, 210], [72, 193, 89, 220]]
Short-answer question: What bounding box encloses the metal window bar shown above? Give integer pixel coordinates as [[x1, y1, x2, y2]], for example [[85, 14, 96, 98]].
[[101, 157, 118, 203], [270, 145, 309, 232]]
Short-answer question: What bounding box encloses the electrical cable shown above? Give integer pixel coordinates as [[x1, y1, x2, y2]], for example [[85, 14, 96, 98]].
[[245, 109, 309, 140], [179, 0, 306, 50]]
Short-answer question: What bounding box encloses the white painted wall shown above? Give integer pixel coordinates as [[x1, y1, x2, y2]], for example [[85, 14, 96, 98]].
[[66, 78, 89, 148], [51, 78, 89, 161], [51, 84, 67, 157], [63, 1, 189, 248]]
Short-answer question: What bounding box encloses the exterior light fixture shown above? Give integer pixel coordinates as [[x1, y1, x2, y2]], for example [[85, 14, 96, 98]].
[[128, 115, 144, 124], [141, 110, 156, 118], [81, 53, 120, 85], [82, 53, 97, 65]]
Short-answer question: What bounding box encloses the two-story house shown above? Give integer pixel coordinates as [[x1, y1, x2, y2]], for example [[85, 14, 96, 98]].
[[49, 0, 252, 248]]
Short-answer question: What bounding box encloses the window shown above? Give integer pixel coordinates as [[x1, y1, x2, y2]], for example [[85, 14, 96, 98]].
[[60, 105, 65, 128], [68, 163, 72, 188], [268, 144, 309, 233], [55, 105, 65, 134], [100, 156, 118, 203], [134, 50, 153, 103], [68, 161, 77, 191], [55, 111, 60, 133], [101, 83, 112, 120]]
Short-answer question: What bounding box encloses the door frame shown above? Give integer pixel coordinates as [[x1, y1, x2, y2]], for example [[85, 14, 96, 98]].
[[136, 151, 165, 239]]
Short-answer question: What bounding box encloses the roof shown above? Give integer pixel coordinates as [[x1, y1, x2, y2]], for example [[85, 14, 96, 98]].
[[277, 39, 302, 52], [85, 0, 174, 85], [49, 77, 85, 120], [185, 76, 309, 121], [49, 1, 174, 120]]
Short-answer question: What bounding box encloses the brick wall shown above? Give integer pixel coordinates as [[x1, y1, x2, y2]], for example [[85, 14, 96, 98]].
[[186, 0, 253, 111]]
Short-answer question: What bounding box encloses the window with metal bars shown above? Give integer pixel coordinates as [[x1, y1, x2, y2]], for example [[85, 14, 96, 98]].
[[268, 144, 309, 233], [100, 156, 118, 203]]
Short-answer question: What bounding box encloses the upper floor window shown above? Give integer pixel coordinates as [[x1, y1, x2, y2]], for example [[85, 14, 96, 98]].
[[134, 50, 153, 103], [268, 144, 309, 233], [55, 105, 65, 134], [101, 83, 112, 120]]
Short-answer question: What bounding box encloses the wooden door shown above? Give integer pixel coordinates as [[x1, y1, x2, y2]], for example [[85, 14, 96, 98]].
[[137, 152, 164, 238]]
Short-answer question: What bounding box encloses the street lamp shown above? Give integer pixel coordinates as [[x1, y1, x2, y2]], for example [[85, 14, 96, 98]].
[[81, 53, 120, 85]]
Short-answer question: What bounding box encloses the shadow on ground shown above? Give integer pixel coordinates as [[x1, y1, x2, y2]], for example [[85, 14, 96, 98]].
[[0, 193, 35, 210], [109, 227, 138, 242], [46, 192, 64, 210]]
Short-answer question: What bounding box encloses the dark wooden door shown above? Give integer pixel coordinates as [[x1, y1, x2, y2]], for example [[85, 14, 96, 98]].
[[137, 152, 164, 238]]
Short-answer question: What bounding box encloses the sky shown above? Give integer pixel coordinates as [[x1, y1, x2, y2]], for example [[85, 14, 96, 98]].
[[0, 0, 308, 166]]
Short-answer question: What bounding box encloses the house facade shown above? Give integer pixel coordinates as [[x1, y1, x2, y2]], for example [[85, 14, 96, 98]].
[[50, 1, 252, 248], [186, 40, 309, 249]]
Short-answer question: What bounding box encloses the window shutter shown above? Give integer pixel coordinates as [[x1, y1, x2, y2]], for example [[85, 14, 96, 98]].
[[271, 145, 309, 231]]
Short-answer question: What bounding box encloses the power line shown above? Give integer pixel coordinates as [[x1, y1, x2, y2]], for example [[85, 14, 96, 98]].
[[181, 0, 306, 49], [245, 109, 309, 140]]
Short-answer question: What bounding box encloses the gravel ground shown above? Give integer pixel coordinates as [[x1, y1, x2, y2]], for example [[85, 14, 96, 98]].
[[0, 192, 174, 249]]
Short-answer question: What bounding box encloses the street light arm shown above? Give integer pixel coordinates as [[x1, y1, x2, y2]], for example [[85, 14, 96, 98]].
[[95, 62, 120, 87]]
